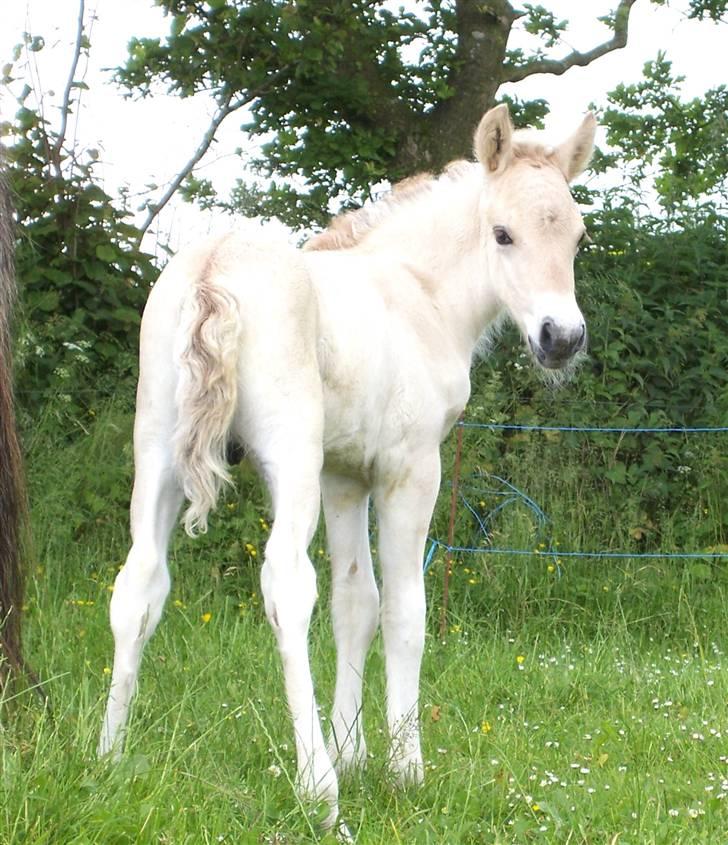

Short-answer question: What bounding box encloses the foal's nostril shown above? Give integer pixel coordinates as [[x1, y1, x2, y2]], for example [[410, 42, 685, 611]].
[[539, 319, 555, 354], [576, 323, 587, 351], [536, 318, 585, 364]]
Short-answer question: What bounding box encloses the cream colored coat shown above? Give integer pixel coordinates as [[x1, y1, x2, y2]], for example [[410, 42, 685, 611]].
[[99, 105, 596, 836]]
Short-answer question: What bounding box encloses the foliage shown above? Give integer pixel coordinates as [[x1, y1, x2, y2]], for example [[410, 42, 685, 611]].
[[457, 52, 728, 556], [2, 34, 155, 423], [592, 55, 728, 213], [463, 208, 728, 560], [652, 0, 728, 20], [493, 207, 728, 421], [116, 0, 642, 229]]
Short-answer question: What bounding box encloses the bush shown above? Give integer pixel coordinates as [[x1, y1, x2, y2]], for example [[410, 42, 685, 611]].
[[462, 207, 728, 559]]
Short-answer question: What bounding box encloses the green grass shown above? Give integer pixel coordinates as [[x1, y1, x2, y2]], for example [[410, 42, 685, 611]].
[[2, 403, 727, 843]]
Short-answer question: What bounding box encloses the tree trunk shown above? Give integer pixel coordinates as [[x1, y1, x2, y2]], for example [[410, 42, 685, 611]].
[[394, 0, 520, 174]]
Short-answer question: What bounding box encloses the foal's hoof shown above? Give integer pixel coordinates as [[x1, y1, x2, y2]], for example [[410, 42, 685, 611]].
[[390, 755, 424, 788], [295, 757, 340, 831], [327, 736, 367, 777], [336, 819, 354, 843]]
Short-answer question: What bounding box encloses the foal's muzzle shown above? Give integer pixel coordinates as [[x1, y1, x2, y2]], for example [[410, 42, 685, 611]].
[[528, 318, 586, 369]]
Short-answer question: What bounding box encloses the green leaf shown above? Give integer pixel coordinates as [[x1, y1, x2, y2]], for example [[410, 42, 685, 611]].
[[605, 463, 627, 485], [95, 244, 117, 262], [27, 289, 61, 312]]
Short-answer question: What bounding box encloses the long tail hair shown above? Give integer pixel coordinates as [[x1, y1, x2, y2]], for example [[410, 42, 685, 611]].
[[173, 277, 241, 537], [0, 149, 26, 684]]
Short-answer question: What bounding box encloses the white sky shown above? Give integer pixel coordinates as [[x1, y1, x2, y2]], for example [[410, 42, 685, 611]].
[[0, 0, 725, 254]]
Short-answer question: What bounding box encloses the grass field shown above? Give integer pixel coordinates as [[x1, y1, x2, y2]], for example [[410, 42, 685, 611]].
[[2, 403, 727, 844]]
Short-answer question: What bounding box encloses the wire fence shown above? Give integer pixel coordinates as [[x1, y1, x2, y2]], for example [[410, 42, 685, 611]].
[[16, 387, 727, 562], [427, 539, 728, 566], [459, 422, 728, 434], [430, 418, 727, 631]]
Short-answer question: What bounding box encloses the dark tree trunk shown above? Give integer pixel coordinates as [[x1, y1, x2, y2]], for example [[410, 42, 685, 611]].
[[396, 0, 520, 174]]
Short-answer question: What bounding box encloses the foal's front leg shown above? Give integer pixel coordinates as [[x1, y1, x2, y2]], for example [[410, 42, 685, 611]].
[[322, 472, 380, 773], [374, 452, 441, 784]]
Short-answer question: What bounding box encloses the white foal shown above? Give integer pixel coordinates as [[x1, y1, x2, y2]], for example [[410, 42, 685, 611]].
[[99, 105, 596, 831]]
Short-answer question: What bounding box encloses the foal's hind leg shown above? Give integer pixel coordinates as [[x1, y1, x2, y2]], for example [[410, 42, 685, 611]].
[[98, 431, 182, 758], [322, 472, 379, 773]]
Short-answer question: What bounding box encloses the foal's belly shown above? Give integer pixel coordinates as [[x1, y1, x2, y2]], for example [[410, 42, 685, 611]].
[[317, 321, 389, 483]]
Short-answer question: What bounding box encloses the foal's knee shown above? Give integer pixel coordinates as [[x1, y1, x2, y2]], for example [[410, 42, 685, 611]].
[[332, 563, 379, 641]]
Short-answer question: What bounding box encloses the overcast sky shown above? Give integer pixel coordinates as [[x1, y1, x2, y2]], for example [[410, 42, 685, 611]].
[[1, 0, 725, 252]]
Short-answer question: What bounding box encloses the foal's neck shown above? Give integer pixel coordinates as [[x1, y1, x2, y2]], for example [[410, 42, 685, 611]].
[[364, 170, 501, 361]]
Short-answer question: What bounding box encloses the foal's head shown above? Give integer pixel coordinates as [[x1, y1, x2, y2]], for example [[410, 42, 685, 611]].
[[475, 105, 596, 370]]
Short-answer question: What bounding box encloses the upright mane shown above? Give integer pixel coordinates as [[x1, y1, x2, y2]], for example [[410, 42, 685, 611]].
[[304, 160, 471, 252], [304, 132, 558, 253]]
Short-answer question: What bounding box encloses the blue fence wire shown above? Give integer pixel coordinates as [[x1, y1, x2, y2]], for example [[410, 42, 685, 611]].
[[424, 420, 727, 571], [458, 422, 728, 434]]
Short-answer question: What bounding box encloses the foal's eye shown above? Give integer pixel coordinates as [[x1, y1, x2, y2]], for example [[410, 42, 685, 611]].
[[493, 226, 513, 246]]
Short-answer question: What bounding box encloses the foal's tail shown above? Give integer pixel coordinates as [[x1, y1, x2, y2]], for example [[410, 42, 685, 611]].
[[0, 151, 26, 684], [173, 275, 242, 536]]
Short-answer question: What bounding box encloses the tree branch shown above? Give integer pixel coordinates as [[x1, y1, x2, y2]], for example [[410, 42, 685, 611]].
[[501, 0, 637, 84], [137, 67, 291, 242], [51, 0, 85, 180], [137, 91, 240, 241]]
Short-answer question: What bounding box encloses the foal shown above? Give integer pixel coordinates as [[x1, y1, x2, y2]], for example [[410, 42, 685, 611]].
[[99, 105, 595, 830]]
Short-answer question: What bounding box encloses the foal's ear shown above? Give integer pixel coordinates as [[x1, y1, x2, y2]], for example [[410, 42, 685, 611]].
[[552, 112, 597, 183], [474, 104, 513, 174]]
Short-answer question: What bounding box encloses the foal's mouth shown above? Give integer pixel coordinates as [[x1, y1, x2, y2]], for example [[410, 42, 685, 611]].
[[527, 326, 587, 370]]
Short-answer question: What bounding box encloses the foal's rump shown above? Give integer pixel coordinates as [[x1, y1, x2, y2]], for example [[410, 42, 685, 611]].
[[138, 227, 320, 536]]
